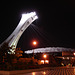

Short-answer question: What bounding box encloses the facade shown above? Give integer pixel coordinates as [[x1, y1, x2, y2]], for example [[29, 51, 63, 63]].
[[57, 51, 75, 66]]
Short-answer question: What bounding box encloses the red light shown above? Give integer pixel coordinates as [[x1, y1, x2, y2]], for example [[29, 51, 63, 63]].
[[33, 41, 37, 45], [32, 40, 38, 46]]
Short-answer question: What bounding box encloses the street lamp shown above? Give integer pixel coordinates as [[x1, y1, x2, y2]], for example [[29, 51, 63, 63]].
[[43, 54, 47, 59], [32, 41, 37, 59], [33, 41, 37, 46], [43, 54, 47, 64]]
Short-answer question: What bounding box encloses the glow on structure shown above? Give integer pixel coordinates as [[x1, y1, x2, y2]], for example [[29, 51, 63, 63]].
[[21, 12, 38, 24], [1, 12, 38, 54], [25, 47, 75, 54]]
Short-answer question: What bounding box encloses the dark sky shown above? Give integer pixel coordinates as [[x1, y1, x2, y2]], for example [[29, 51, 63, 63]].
[[0, 0, 75, 51]]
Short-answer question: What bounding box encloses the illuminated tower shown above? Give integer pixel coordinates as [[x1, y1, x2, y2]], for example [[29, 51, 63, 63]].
[[0, 12, 38, 54]]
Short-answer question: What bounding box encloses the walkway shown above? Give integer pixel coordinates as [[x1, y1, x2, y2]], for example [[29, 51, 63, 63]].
[[24, 67, 75, 75]]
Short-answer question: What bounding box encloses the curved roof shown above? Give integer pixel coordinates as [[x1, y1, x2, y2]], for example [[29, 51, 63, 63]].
[[25, 47, 75, 54]]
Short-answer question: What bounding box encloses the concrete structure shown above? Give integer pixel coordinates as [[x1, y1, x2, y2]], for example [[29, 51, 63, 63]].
[[56, 51, 75, 66], [25, 47, 75, 54], [25, 48, 75, 66], [0, 12, 38, 54]]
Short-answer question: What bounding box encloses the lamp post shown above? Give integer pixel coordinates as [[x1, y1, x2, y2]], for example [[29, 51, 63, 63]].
[[43, 54, 47, 64], [32, 41, 37, 59]]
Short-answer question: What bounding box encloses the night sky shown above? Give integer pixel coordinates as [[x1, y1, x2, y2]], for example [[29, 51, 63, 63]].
[[0, 0, 75, 51]]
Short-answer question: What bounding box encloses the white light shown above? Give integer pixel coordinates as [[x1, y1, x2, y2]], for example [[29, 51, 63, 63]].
[[20, 12, 37, 24], [25, 47, 74, 54], [45, 60, 49, 63], [33, 41, 37, 45], [41, 60, 44, 64], [34, 15, 38, 19], [41, 60, 44, 62], [43, 54, 47, 58]]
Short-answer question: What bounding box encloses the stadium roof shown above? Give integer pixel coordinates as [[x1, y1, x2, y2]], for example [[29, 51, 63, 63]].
[[25, 47, 75, 54]]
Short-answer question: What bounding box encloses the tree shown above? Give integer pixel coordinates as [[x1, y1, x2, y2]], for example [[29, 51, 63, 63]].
[[0, 42, 23, 70], [0, 42, 10, 63], [15, 48, 23, 58]]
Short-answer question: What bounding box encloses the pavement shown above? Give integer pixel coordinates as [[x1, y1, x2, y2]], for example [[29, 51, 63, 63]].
[[23, 67, 75, 75], [0, 66, 75, 75]]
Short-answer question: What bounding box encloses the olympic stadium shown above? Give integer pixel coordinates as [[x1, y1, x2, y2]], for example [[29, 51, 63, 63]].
[[24, 47, 75, 54]]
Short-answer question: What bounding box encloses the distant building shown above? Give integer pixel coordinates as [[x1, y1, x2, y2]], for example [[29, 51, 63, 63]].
[[57, 51, 75, 66]]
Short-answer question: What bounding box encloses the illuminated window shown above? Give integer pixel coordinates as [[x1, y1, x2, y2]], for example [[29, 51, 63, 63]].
[[45, 60, 49, 64]]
